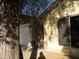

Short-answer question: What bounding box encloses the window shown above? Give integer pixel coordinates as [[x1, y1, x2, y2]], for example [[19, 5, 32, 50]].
[[57, 17, 70, 46], [58, 16, 79, 48]]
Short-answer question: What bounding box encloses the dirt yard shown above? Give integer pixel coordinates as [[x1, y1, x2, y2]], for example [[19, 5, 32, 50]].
[[22, 49, 79, 59]]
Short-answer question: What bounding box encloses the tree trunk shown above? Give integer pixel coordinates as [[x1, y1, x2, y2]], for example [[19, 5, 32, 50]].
[[0, 23, 19, 59], [0, 0, 20, 59]]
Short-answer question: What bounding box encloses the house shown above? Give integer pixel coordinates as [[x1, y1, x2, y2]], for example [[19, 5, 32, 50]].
[[19, 0, 79, 59], [0, 0, 79, 59]]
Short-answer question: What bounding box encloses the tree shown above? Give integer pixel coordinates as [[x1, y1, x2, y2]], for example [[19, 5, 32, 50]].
[[0, 0, 21, 59]]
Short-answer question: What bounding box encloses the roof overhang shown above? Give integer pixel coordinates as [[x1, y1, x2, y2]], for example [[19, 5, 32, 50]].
[[19, 0, 57, 17]]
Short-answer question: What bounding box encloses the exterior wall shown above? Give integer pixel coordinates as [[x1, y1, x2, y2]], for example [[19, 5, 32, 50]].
[[44, 18, 63, 52], [57, 1, 79, 18], [44, 1, 79, 57]]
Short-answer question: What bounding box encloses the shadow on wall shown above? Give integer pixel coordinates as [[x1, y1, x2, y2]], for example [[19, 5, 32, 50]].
[[19, 45, 24, 59], [38, 52, 46, 59], [30, 40, 38, 59]]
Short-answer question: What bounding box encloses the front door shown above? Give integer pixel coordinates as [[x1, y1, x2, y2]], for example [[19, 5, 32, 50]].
[[20, 24, 32, 48]]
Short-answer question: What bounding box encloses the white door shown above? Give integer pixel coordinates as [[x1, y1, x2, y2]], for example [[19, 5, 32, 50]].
[[20, 24, 32, 48]]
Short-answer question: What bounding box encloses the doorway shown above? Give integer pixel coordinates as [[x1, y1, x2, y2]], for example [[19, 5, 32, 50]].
[[70, 16, 79, 48], [20, 24, 32, 49]]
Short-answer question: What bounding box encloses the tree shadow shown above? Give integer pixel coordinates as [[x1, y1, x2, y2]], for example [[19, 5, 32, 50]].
[[38, 52, 46, 59], [30, 40, 38, 59], [19, 44, 24, 59]]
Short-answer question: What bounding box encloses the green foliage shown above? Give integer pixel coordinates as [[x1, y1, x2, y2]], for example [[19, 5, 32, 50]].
[[47, 0, 74, 25], [44, 0, 75, 41], [0, 0, 20, 44]]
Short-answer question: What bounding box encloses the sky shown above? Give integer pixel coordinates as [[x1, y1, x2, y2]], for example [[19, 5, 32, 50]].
[[20, 0, 56, 17]]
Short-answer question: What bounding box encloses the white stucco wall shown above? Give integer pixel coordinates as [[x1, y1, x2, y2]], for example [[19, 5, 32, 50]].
[[44, 1, 79, 57]]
